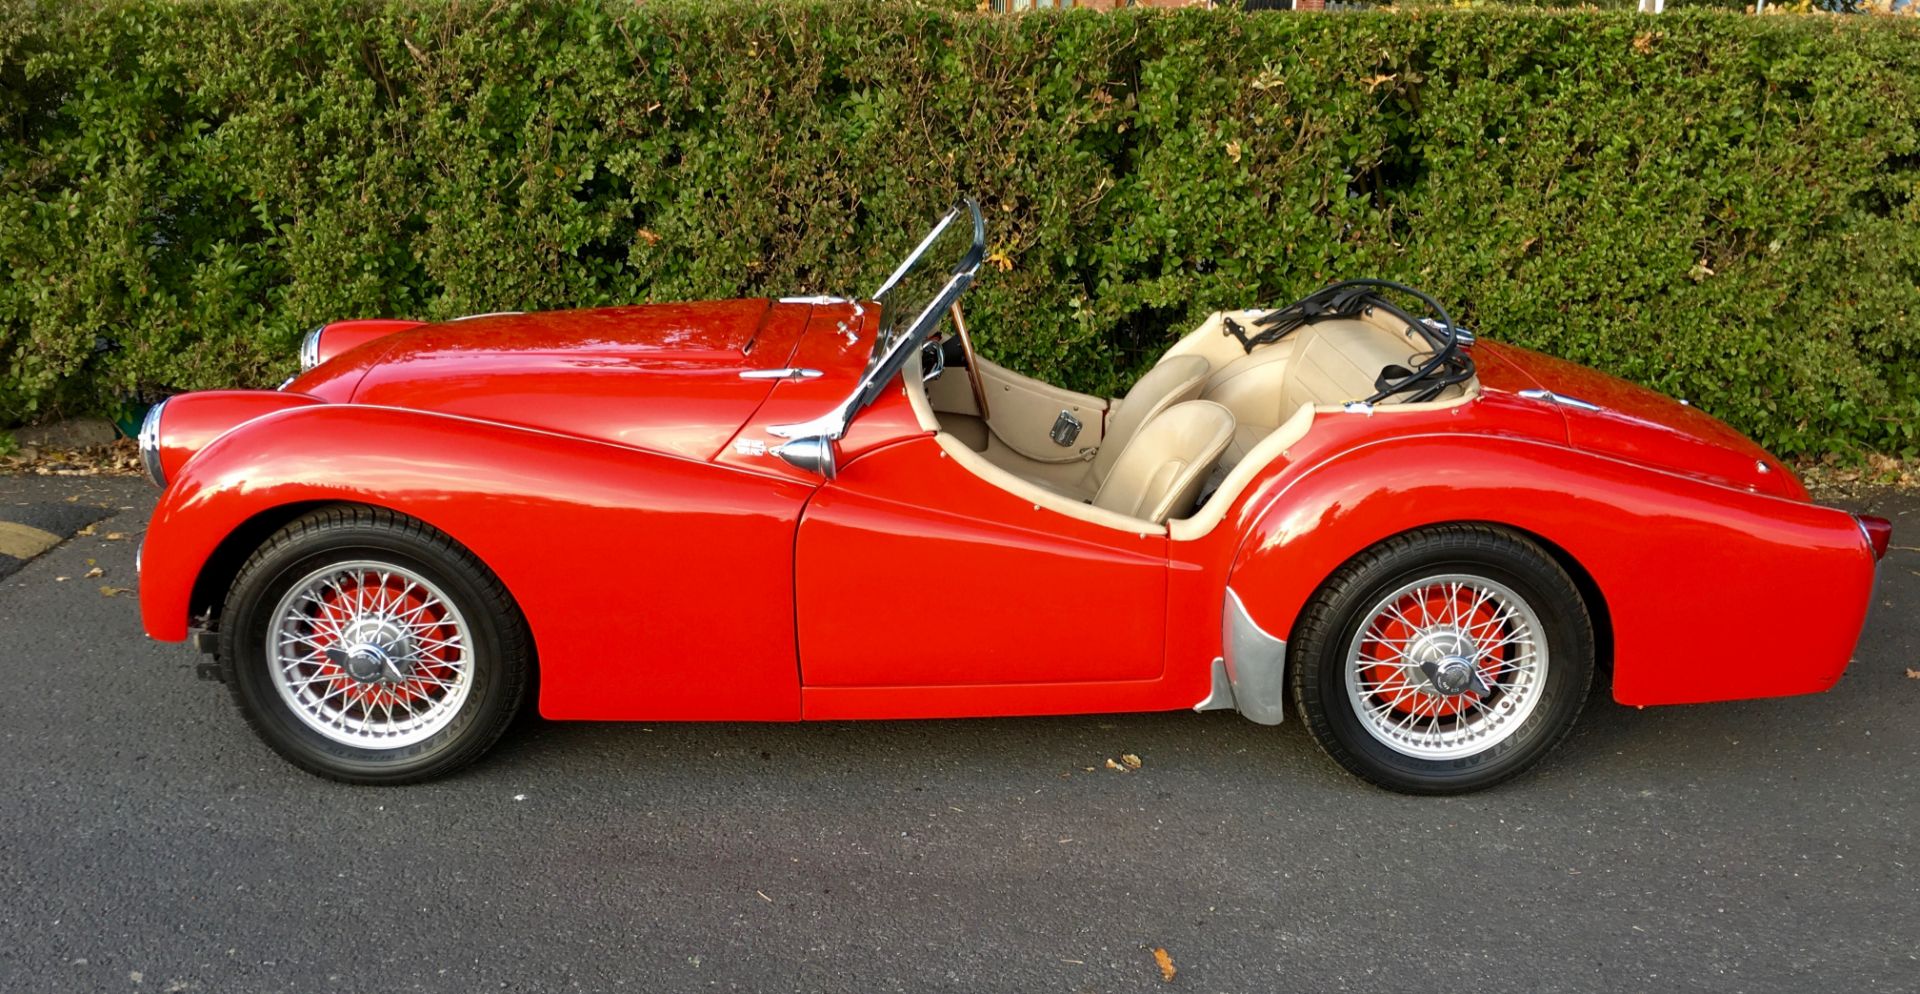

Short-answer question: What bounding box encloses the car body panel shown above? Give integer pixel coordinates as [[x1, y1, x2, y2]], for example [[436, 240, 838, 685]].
[[140, 300, 1879, 724], [140, 403, 814, 721], [1222, 432, 1874, 707], [346, 300, 811, 462], [309, 319, 428, 370], [795, 435, 1169, 690], [1495, 344, 1803, 499]]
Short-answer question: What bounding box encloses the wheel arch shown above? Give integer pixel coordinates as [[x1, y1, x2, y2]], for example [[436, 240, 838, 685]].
[[1223, 433, 1869, 707], [187, 501, 330, 626], [141, 402, 814, 721], [186, 501, 539, 672]]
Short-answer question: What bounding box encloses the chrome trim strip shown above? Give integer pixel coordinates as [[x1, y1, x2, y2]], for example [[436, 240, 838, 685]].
[[1223, 587, 1288, 725], [1517, 388, 1602, 412], [1856, 515, 1876, 556], [1193, 657, 1237, 712], [738, 368, 823, 381], [449, 310, 523, 322], [137, 397, 169, 488]]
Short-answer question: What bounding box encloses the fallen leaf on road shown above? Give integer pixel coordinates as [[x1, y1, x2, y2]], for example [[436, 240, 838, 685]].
[[83, 567, 103, 578], [55, 576, 69, 582], [104, 532, 126, 541], [1105, 758, 1127, 773], [99, 585, 129, 597], [76, 524, 96, 537], [1906, 668, 1919, 680], [1152, 947, 1176, 982], [1121, 753, 1142, 770]]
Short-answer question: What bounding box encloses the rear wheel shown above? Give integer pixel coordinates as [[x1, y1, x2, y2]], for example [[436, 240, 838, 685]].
[[218, 506, 530, 784], [1290, 524, 1593, 794]]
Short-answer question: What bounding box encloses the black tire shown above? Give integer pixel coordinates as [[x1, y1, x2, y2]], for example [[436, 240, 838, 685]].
[[218, 505, 531, 784], [1289, 524, 1593, 795]]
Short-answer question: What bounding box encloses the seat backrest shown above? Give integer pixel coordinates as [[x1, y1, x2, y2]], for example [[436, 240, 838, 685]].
[[1279, 319, 1422, 410], [1091, 401, 1237, 524], [1091, 354, 1210, 485]]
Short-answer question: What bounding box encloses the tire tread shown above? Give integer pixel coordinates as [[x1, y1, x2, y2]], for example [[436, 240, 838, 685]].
[[1288, 523, 1593, 795], [216, 504, 531, 784]]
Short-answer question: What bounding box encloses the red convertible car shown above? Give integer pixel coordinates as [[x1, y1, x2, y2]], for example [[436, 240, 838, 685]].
[[138, 201, 1890, 793]]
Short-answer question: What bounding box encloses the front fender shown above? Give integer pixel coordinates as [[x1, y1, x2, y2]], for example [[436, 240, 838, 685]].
[[1226, 434, 1875, 706], [141, 404, 817, 720]]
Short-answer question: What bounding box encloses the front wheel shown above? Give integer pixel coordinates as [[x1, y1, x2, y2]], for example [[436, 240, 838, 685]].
[[1290, 524, 1594, 794], [218, 506, 531, 784]]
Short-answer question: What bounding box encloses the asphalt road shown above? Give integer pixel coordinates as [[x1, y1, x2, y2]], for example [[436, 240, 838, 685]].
[[1, 473, 1915, 994]]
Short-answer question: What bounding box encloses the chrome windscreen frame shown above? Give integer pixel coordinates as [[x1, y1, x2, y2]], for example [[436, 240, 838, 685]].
[[769, 199, 985, 442]]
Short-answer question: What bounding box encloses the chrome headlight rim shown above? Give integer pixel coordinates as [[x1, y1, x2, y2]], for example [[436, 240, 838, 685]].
[[299, 326, 324, 372], [138, 397, 169, 487]]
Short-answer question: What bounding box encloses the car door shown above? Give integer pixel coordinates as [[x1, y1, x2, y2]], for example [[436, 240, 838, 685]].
[[792, 434, 1170, 705]]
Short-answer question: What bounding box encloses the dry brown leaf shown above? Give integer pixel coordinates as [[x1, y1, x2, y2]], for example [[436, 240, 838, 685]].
[[1121, 753, 1142, 770], [99, 585, 129, 597], [1633, 32, 1657, 55], [104, 532, 126, 541], [76, 524, 97, 537], [1152, 947, 1176, 982], [985, 250, 1013, 272], [1104, 758, 1126, 773], [1906, 668, 1920, 680], [83, 567, 103, 579], [1224, 140, 1242, 163]]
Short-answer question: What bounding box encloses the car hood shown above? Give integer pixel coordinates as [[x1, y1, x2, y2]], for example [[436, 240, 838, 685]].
[[1487, 343, 1805, 500], [306, 298, 844, 461]]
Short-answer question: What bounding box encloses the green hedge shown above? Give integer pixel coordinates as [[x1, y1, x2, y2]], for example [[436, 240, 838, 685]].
[[3, 1, 1918, 457]]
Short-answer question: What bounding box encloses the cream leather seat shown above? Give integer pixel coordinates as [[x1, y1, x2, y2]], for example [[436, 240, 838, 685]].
[[1086, 355, 1211, 494], [1091, 401, 1237, 523]]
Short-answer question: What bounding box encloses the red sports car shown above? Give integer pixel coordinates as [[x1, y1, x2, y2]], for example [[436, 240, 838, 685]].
[[137, 200, 1890, 793]]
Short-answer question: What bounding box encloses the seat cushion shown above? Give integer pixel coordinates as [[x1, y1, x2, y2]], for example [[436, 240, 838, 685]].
[[1092, 401, 1237, 523], [1091, 355, 1211, 487]]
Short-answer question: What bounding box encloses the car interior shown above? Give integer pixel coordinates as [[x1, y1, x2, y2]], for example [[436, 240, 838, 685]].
[[904, 305, 1481, 540]]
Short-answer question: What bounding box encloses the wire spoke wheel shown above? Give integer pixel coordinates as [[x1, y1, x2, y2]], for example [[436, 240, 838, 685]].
[[268, 559, 475, 749], [1342, 574, 1548, 761]]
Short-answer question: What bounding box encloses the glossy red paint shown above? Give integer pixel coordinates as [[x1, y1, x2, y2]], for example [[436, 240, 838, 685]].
[[150, 390, 323, 484], [797, 435, 1169, 691], [312, 319, 427, 368], [1494, 344, 1805, 500], [140, 299, 1881, 726], [350, 300, 811, 461], [140, 403, 814, 721], [1221, 433, 1874, 706]]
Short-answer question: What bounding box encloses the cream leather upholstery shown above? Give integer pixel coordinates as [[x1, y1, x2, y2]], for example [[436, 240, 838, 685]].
[[900, 304, 1479, 539], [1091, 355, 1211, 487], [1092, 401, 1237, 523]]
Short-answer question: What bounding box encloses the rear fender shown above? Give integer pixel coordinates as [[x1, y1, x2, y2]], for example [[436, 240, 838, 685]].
[[1226, 435, 1874, 706], [141, 404, 815, 720]]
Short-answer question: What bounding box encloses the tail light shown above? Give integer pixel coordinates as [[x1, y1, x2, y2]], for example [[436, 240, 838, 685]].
[[1856, 515, 1892, 561]]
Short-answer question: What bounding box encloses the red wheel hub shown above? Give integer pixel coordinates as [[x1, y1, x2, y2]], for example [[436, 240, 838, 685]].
[[1359, 586, 1508, 718]]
